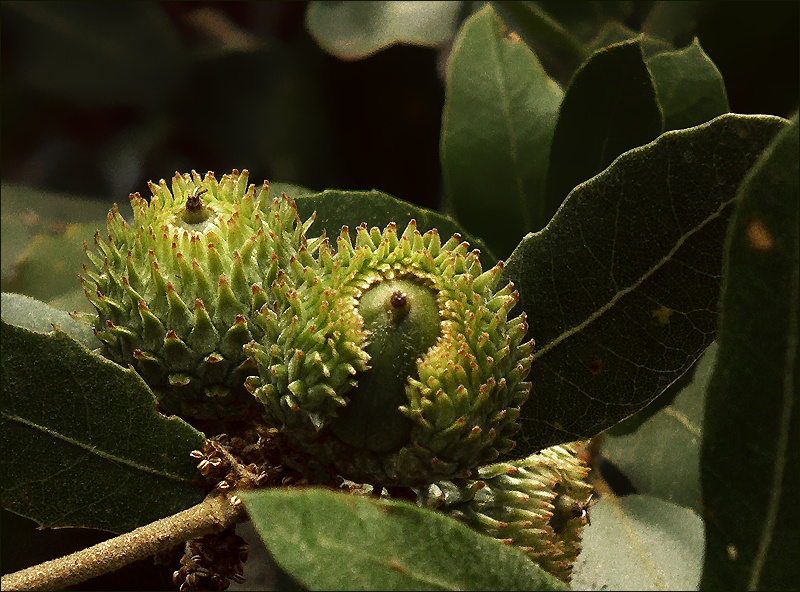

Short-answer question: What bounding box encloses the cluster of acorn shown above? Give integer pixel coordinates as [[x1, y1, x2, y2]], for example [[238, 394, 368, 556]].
[[82, 170, 593, 583]]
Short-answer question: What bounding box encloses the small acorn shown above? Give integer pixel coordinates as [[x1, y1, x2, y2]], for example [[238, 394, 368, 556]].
[[81, 170, 316, 420], [245, 219, 534, 486], [417, 442, 592, 583]]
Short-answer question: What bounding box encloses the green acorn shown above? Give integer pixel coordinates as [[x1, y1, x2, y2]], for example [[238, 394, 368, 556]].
[[417, 442, 592, 583], [81, 170, 315, 420], [245, 220, 534, 486]]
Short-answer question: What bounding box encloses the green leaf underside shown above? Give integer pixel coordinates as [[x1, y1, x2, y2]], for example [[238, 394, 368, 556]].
[[0, 182, 115, 291], [572, 494, 704, 591], [1, 322, 204, 533], [242, 487, 568, 591], [647, 39, 729, 132], [1, 292, 99, 349], [700, 116, 799, 591], [503, 114, 788, 455], [602, 342, 717, 515], [296, 189, 498, 269], [543, 39, 663, 228], [441, 4, 564, 257]]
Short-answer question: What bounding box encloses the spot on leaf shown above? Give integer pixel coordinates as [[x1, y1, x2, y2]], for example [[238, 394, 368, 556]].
[[745, 218, 774, 251], [652, 305, 673, 325], [588, 359, 602, 375]]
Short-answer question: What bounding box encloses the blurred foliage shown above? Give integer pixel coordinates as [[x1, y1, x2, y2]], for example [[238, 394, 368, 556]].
[[2, 1, 796, 214]]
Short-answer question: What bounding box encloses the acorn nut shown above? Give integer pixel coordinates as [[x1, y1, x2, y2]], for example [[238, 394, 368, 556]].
[[245, 218, 535, 486], [81, 170, 317, 420]]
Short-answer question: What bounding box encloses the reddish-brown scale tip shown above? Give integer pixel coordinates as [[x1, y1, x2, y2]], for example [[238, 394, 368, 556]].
[[166, 330, 178, 339], [219, 275, 229, 286], [166, 282, 175, 291]]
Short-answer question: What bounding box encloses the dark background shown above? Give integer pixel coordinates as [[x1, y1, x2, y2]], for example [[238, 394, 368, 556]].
[[1, 2, 798, 590], [2, 1, 798, 213]]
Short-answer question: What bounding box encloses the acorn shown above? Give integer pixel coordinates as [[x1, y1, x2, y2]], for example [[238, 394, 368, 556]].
[[417, 442, 592, 583], [245, 219, 535, 486], [81, 170, 316, 420]]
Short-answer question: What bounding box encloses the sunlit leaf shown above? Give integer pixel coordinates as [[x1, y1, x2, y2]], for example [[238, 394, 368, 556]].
[[242, 487, 568, 591], [441, 4, 563, 257]]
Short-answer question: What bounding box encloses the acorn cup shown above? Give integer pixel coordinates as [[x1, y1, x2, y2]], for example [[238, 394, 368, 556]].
[[81, 170, 318, 420], [416, 442, 593, 583], [245, 218, 535, 487]]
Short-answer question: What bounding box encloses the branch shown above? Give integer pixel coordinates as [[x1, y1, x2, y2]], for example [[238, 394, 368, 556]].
[[1, 491, 247, 591]]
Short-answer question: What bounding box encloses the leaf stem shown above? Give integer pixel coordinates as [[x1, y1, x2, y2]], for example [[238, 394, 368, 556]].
[[1, 491, 246, 591]]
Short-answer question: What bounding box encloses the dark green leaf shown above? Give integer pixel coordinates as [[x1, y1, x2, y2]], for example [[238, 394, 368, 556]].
[[543, 39, 663, 225], [2, 1, 187, 107], [441, 4, 564, 258], [1, 322, 205, 533], [297, 189, 498, 269], [647, 39, 729, 132], [1, 293, 99, 349], [572, 494, 704, 590], [502, 114, 787, 455], [643, 1, 709, 47], [305, 1, 461, 60], [490, 1, 587, 83], [602, 343, 717, 514], [700, 116, 799, 591], [242, 487, 568, 591]]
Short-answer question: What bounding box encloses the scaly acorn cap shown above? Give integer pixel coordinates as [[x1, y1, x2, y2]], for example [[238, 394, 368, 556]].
[[81, 170, 317, 420], [244, 220, 535, 486], [417, 442, 592, 583]]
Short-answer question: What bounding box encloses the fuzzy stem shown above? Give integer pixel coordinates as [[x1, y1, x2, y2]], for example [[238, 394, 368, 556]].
[[1, 491, 246, 591]]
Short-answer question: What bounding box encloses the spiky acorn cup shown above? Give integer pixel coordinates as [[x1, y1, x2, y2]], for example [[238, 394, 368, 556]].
[[245, 220, 534, 486], [81, 170, 316, 420], [417, 442, 592, 583]]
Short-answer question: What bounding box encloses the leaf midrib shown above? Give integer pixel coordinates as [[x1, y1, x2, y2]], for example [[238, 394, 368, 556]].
[[2, 411, 193, 483], [532, 193, 733, 361]]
